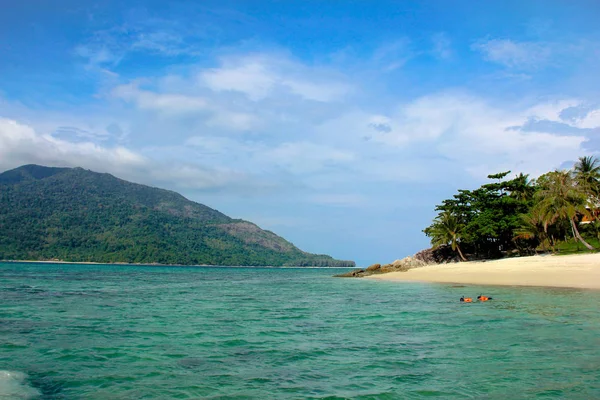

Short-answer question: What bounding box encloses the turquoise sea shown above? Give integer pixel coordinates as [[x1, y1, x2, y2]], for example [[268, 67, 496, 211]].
[[1, 262, 599, 399]]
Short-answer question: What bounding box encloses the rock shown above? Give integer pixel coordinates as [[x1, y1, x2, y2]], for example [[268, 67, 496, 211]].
[[333, 271, 354, 277], [333, 269, 365, 278], [374, 265, 400, 274], [391, 258, 406, 267], [388, 256, 427, 270], [414, 245, 459, 264], [366, 263, 381, 271], [334, 254, 433, 278]]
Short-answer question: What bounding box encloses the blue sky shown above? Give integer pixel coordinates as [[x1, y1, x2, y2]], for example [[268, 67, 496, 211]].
[[1, 0, 600, 265]]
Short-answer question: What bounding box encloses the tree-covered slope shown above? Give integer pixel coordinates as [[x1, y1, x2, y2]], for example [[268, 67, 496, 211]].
[[0, 165, 354, 267]]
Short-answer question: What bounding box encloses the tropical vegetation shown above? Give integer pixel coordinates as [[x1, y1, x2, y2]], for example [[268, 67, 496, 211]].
[[424, 156, 600, 261]]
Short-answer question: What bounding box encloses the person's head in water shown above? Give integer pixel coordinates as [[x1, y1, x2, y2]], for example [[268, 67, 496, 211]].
[[460, 296, 465, 302]]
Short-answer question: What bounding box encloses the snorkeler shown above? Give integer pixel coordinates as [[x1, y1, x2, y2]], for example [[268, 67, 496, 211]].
[[460, 296, 473, 303], [477, 295, 492, 301]]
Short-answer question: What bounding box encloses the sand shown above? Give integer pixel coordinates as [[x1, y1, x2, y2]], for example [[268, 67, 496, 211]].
[[367, 253, 600, 289]]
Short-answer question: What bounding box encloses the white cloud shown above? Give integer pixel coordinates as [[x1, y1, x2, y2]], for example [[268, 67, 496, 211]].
[[573, 108, 600, 129], [112, 83, 209, 114], [108, 53, 356, 132], [11, 37, 600, 201], [111, 83, 260, 131], [315, 93, 591, 180], [200, 54, 352, 102], [525, 99, 581, 122], [472, 39, 551, 69], [0, 118, 253, 191], [0, 97, 131, 145], [406, 95, 589, 177], [205, 111, 261, 131], [201, 60, 275, 101], [0, 118, 145, 173]]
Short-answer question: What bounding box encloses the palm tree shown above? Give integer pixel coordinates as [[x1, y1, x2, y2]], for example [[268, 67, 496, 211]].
[[535, 170, 595, 251], [510, 173, 535, 202], [513, 210, 552, 252], [425, 211, 467, 261], [573, 156, 600, 192], [573, 156, 600, 222]]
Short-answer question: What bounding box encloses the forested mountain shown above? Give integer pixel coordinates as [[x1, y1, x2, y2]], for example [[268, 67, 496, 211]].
[[0, 165, 354, 267]]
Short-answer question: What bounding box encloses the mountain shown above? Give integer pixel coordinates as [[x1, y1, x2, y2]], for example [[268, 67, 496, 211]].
[[0, 165, 355, 267]]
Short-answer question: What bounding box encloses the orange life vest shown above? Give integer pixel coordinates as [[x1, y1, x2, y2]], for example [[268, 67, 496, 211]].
[[479, 296, 489, 302], [464, 298, 473, 303]]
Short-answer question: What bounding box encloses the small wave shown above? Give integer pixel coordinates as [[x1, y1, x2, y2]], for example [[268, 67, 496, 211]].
[[0, 370, 41, 399]]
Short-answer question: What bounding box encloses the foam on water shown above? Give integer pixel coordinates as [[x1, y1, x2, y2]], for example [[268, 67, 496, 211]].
[[0, 370, 40, 399]]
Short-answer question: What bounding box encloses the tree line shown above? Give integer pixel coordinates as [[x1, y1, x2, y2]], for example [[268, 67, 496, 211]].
[[424, 156, 600, 261]]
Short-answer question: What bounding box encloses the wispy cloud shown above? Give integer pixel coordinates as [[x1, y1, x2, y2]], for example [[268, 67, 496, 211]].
[[111, 82, 261, 131], [371, 39, 414, 72], [112, 83, 210, 114], [471, 38, 552, 69], [431, 33, 452, 60], [75, 18, 208, 68], [75, 44, 122, 67], [316, 93, 595, 179], [200, 54, 353, 102], [107, 51, 355, 136], [131, 31, 191, 55]]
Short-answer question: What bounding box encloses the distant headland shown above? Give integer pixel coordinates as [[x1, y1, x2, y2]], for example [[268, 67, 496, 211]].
[[0, 164, 355, 268]]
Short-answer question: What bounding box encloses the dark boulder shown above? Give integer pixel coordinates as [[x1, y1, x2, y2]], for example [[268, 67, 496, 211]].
[[414, 245, 459, 264]]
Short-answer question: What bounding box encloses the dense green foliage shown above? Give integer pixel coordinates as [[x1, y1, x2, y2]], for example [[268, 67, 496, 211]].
[[0, 165, 355, 267], [425, 211, 467, 261], [424, 157, 600, 260]]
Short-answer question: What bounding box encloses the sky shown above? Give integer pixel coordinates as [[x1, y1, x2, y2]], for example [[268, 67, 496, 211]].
[[1, 0, 600, 266]]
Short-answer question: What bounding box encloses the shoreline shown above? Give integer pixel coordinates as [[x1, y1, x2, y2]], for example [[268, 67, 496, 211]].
[[0, 260, 352, 269], [366, 253, 600, 289]]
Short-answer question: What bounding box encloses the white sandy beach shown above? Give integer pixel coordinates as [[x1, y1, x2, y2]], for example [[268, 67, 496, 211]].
[[368, 253, 600, 289]]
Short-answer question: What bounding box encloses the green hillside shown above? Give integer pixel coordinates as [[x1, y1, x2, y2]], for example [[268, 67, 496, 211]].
[[0, 165, 354, 267]]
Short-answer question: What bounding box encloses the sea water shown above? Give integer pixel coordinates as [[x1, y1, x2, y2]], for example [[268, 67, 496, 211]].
[[1, 262, 599, 399]]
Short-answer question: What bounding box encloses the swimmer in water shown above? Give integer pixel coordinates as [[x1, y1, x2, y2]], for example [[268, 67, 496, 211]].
[[460, 296, 473, 303], [477, 295, 492, 301]]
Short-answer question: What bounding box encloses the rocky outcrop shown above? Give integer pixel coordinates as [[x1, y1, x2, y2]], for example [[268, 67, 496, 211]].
[[334, 268, 365, 277], [414, 245, 460, 264], [334, 256, 428, 278], [366, 263, 381, 272], [335, 245, 462, 278]]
